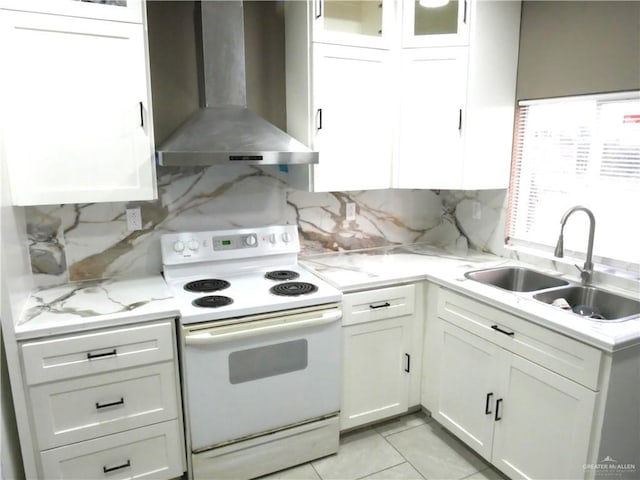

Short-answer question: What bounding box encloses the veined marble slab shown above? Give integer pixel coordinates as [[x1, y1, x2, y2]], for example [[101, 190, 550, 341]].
[[15, 276, 179, 340], [302, 246, 640, 352]]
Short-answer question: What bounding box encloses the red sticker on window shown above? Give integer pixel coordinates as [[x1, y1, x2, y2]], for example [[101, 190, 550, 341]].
[[623, 114, 640, 123]]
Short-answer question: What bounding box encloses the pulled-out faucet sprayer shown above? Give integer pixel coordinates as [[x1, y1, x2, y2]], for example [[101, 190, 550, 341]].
[[554, 206, 596, 285]]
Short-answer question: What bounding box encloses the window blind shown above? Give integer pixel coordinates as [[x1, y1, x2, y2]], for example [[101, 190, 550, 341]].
[[506, 91, 640, 270]]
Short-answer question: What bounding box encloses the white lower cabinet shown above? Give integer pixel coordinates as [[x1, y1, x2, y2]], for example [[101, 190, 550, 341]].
[[40, 421, 184, 480], [20, 319, 185, 479], [341, 284, 421, 430], [436, 320, 597, 480]]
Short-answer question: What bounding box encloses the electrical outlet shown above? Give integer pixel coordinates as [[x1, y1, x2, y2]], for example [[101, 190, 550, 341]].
[[346, 202, 357, 221], [126, 207, 142, 231], [472, 201, 482, 220]]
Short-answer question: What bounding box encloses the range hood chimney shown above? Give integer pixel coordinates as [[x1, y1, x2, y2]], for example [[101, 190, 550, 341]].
[[156, 1, 318, 166]]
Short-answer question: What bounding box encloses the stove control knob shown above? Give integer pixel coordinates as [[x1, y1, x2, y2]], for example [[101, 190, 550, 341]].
[[268, 233, 277, 244], [244, 235, 257, 247], [281, 232, 292, 243], [188, 240, 200, 251], [173, 241, 185, 253]]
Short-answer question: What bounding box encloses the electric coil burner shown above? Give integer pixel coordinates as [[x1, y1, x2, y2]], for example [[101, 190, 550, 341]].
[[184, 279, 230, 293], [161, 225, 343, 480], [264, 270, 300, 281], [270, 281, 318, 296], [192, 295, 234, 308]]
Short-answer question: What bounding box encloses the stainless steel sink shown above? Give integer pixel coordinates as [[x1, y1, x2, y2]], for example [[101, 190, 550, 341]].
[[464, 267, 569, 292], [534, 286, 640, 322]]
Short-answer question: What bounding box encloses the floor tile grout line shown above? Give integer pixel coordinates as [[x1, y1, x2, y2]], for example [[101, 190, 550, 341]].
[[353, 460, 417, 480], [378, 424, 428, 480]]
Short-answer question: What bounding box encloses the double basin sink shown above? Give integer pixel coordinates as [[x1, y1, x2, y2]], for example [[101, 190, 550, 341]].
[[464, 266, 640, 322]]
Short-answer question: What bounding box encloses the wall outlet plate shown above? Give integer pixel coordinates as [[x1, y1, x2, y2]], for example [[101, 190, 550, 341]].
[[126, 207, 142, 231], [346, 202, 357, 221], [472, 201, 482, 220]]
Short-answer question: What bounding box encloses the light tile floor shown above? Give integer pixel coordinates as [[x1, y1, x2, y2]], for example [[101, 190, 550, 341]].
[[262, 412, 509, 480]]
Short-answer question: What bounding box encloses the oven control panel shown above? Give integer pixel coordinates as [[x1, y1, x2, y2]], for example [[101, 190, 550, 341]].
[[212, 233, 258, 251], [161, 225, 300, 265]]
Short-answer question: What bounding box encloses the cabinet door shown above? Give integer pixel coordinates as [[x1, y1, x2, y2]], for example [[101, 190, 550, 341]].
[[312, 0, 394, 49], [492, 354, 597, 480], [395, 47, 467, 189], [1, 11, 156, 205], [433, 320, 499, 460], [401, 0, 470, 47], [341, 316, 411, 430], [311, 44, 393, 192], [0, 0, 143, 23]]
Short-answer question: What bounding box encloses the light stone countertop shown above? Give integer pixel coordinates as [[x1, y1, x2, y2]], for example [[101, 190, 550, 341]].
[[15, 275, 179, 340], [301, 244, 640, 353]]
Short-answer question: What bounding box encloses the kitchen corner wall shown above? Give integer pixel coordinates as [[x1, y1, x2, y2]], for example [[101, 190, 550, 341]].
[[25, 165, 508, 287]]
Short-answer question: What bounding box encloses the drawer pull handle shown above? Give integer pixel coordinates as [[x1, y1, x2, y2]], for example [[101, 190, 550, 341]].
[[369, 302, 391, 309], [495, 398, 503, 421], [103, 459, 130, 474], [87, 349, 117, 360], [491, 325, 514, 337], [96, 397, 124, 410], [484, 392, 493, 415]]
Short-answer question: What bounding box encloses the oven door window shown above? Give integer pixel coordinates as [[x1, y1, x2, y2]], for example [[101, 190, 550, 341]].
[[228, 339, 308, 384]]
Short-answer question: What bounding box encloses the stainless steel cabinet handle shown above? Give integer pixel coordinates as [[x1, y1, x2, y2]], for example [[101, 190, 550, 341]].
[[316, 108, 323, 131], [315, 0, 322, 19], [404, 353, 411, 373]]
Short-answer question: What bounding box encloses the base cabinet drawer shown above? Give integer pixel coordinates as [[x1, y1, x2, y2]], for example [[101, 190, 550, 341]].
[[437, 289, 602, 389], [22, 320, 175, 385], [31, 362, 179, 450], [40, 420, 184, 480], [343, 284, 416, 326]]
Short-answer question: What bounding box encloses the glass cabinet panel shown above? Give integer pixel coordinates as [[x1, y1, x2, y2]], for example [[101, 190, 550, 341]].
[[414, 0, 459, 36], [403, 0, 469, 47], [323, 1, 383, 37]]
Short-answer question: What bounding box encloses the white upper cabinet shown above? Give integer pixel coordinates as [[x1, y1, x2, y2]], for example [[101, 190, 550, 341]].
[[307, 44, 394, 192], [401, 0, 470, 47], [0, 0, 143, 23], [395, 47, 468, 189], [312, 0, 395, 49], [0, 7, 156, 205], [286, 6, 394, 192], [286, 0, 521, 192]]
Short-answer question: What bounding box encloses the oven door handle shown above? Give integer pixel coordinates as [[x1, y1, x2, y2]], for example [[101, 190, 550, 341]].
[[184, 309, 342, 345]]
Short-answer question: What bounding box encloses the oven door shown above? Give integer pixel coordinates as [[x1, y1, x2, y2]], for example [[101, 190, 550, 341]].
[[182, 304, 342, 452]]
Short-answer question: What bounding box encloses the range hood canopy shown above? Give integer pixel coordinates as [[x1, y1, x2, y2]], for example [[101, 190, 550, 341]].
[[156, 1, 317, 166]]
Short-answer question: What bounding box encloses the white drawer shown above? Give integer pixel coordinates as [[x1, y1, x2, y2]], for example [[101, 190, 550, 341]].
[[438, 289, 603, 389], [40, 420, 184, 480], [22, 321, 175, 385], [343, 284, 416, 326], [31, 362, 179, 450]]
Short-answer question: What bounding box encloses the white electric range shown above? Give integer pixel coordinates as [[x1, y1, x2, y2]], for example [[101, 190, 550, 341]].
[[161, 225, 342, 480]]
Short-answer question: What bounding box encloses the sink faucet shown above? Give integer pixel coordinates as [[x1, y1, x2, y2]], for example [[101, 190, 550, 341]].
[[553, 206, 596, 285]]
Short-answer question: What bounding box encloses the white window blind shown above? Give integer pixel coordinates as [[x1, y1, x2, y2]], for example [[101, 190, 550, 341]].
[[506, 91, 640, 271]]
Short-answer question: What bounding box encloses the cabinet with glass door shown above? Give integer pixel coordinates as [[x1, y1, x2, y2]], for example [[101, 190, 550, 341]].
[[0, 0, 142, 23], [401, 0, 470, 47], [312, 0, 395, 49]]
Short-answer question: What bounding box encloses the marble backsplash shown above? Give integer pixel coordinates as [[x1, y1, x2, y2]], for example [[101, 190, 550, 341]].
[[25, 165, 508, 287]]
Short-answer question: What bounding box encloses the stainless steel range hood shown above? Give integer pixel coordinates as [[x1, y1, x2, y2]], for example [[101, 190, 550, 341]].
[[156, 1, 317, 166]]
